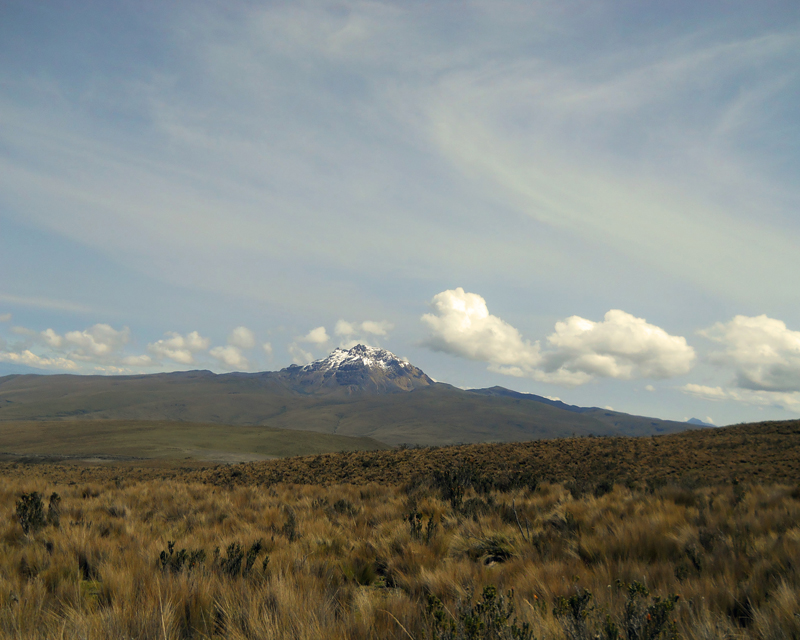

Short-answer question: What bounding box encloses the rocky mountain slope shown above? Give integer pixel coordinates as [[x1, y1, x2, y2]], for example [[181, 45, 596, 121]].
[[275, 345, 434, 394]]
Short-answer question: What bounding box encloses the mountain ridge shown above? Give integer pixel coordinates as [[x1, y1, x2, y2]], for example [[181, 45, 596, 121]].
[[0, 345, 703, 446]]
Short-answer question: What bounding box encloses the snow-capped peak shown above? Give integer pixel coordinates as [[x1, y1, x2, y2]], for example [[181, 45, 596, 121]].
[[302, 344, 410, 372]]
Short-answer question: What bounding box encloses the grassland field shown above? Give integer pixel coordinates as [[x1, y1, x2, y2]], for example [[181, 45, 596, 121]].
[[0, 420, 798, 639]]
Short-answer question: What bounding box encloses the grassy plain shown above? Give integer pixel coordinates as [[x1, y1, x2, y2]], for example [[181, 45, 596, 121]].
[[0, 420, 387, 463], [0, 420, 798, 639]]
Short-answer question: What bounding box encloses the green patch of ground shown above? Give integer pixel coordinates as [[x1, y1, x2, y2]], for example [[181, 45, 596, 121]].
[[0, 420, 388, 462]]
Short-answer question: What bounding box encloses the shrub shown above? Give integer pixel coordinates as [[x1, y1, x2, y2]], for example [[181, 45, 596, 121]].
[[553, 588, 593, 640], [408, 511, 423, 540], [47, 492, 61, 527], [620, 581, 679, 640], [553, 582, 680, 640], [16, 492, 46, 535], [432, 464, 477, 509], [159, 541, 207, 573], [425, 585, 534, 640], [282, 507, 300, 542]]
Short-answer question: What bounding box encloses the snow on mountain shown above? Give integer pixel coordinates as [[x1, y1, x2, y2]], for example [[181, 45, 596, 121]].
[[281, 344, 433, 394], [302, 344, 411, 373]]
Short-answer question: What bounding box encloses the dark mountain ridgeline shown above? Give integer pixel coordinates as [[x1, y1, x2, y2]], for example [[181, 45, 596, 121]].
[[0, 345, 700, 446]]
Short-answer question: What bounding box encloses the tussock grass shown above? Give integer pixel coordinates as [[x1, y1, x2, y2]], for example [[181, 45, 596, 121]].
[[0, 469, 797, 638], [0, 421, 799, 638]]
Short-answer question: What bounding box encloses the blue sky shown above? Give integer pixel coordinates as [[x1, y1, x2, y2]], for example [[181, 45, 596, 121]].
[[2, 1, 800, 426]]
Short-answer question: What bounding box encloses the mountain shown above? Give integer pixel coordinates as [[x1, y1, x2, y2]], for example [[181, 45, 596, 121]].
[[275, 345, 434, 394], [0, 345, 701, 446], [687, 417, 715, 427], [0, 363, 53, 377]]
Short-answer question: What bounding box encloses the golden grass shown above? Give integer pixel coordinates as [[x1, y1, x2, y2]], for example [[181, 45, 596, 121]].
[[0, 421, 798, 638], [0, 458, 798, 639]]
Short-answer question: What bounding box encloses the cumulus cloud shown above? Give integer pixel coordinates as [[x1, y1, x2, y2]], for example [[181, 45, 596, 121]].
[[421, 288, 541, 367], [148, 331, 210, 364], [64, 324, 131, 359], [0, 322, 155, 372], [542, 309, 696, 382], [0, 313, 10, 322], [334, 319, 393, 347], [299, 326, 329, 344], [121, 354, 152, 366], [209, 345, 249, 370], [0, 350, 77, 370], [421, 288, 695, 386], [228, 326, 256, 349], [681, 383, 800, 414], [263, 342, 273, 357], [335, 320, 392, 337], [41, 328, 63, 348], [700, 315, 800, 392]]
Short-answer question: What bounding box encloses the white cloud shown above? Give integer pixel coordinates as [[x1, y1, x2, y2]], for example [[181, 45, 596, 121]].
[[0, 313, 10, 322], [299, 326, 329, 344], [121, 354, 152, 366], [64, 324, 131, 359], [148, 331, 210, 364], [421, 288, 541, 367], [263, 342, 273, 357], [209, 345, 249, 370], [700, 315, 800, 392], [334, 319, 393, 347], [422, 288, 695, 386], [288, 343, 315, 365], [41, 328, 63, 348], [228, 326, 256, 349], [360, 320, 392, 336], [542, 309, 696, 382], [681, 383, 800, 413], [335, 320, 356, 336], [645, 384, 655, 392], [681, 383, 728, 401], [1, 322, 156, 371], [0, 350, 77, 370]]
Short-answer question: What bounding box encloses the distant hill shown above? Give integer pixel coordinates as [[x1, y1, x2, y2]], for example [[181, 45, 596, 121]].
[[0, 362, 52, 377], [0, 345, 700, 446]]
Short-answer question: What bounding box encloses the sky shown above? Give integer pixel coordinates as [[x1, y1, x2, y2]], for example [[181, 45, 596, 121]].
[[1, 0, 800, 426]]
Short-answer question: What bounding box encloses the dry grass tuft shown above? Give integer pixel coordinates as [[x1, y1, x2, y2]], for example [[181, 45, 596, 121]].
[[0, 423, 799, 638]]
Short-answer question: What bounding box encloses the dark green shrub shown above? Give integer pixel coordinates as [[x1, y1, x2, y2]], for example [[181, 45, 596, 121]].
[[425, 585, 534, 640], [621, 581, 679, 640], [554, 582, 679, 640], [553, 589, 593, 640], [219, 542, 244, 577], [432, 464, 476, 510], [333, 498, 356, 516], [158, 541, 207, 573], [594, 480, 614, 498], [16, 492, 46, 535], [47, 492, 61, 527], [408, 511, 423, 540]]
